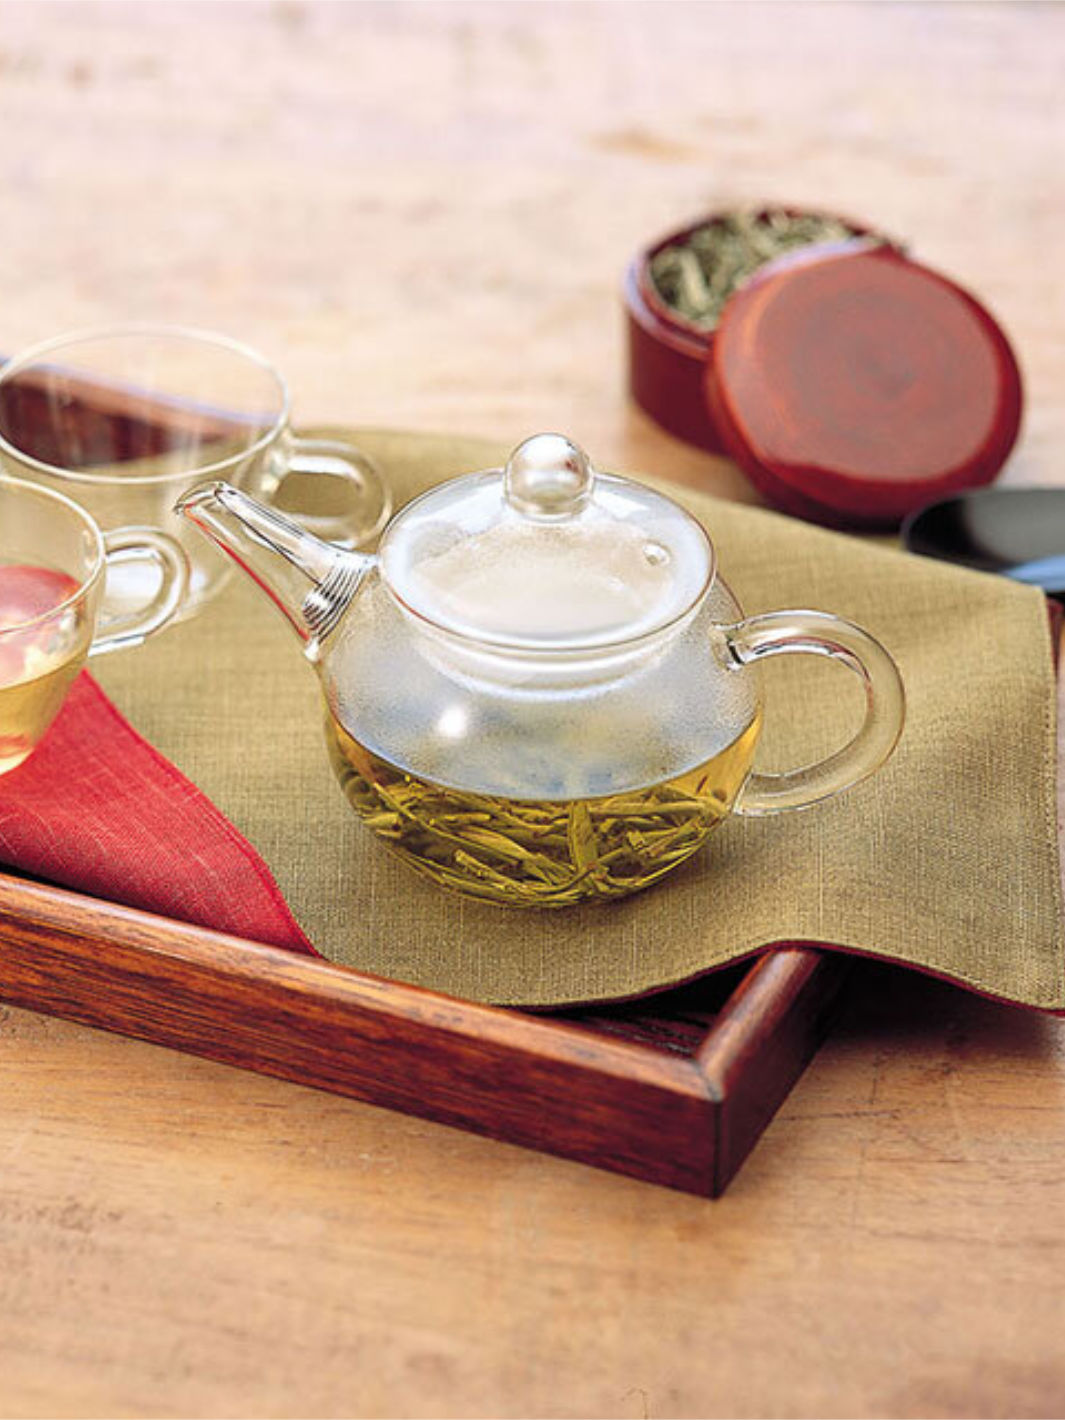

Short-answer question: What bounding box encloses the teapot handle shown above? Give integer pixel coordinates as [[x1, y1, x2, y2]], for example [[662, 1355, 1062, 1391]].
[[724, 610, 904, 815]]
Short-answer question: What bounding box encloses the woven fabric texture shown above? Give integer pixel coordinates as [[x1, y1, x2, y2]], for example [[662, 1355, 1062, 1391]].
[[92, 428, 1065, 1009], [0, 674, 315, 954]]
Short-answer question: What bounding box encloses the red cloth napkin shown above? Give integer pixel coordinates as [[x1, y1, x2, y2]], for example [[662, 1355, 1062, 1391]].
[[0, 672, 316, 954]]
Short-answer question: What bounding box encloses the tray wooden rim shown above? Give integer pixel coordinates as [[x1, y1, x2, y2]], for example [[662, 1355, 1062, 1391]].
[[0, 869, 843, 1196]]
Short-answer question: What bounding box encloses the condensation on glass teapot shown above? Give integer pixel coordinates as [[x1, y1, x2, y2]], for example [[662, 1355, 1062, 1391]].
[[313, 431, 762, 833], [379, 432, 714, 655]]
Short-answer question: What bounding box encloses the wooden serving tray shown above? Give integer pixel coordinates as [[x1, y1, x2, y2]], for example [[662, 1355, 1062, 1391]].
[[0, 871, 844, 1196], [0, 369, 855, 1196]]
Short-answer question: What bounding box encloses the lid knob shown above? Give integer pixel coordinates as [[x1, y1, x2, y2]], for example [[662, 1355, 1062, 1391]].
[[503, 433, 593, 521]]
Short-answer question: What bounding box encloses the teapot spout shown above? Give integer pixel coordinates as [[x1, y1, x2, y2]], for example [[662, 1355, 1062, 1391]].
[[175, 481, 371, 657]]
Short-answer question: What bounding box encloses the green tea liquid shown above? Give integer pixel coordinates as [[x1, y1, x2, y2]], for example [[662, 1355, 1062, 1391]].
[[325, 709, 761, 908]]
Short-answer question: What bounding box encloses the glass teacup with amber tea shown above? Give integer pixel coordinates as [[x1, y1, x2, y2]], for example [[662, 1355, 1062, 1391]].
[[0, 477, 186, 774], [176, 434, 905, 908]]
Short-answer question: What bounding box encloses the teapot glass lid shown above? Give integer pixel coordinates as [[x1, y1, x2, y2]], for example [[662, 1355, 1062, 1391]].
[[379, 434, 715, 650]]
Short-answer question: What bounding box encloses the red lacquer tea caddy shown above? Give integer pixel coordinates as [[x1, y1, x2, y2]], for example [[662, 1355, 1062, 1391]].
[[625, 208, 1024, 529]]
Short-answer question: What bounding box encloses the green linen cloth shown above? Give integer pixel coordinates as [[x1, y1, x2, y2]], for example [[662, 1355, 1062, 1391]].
[[94, 429, 1064, 1009]]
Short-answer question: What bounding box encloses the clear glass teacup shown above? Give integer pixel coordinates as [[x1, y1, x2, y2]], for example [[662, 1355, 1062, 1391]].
[[0, 324, 391, 620], [0, 477, 186, 774]]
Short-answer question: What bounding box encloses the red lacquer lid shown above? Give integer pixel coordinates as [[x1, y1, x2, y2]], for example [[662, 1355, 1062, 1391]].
[[704, 243, 1023, 529], [624, 210, 880, 458]]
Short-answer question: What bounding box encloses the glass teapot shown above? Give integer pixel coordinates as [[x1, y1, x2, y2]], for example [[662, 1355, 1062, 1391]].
[[177, 434, 904, 908]]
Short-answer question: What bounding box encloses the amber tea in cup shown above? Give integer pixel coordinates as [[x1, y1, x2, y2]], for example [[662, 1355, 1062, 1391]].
[[0, 477, 186, 773], [0, 564, 85, 773]]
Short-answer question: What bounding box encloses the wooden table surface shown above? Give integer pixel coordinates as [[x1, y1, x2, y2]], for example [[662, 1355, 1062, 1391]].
[[2, 4, 1064, 1416]]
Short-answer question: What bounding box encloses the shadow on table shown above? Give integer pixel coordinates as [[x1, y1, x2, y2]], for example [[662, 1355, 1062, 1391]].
[[835, 957, 1063, 1062]]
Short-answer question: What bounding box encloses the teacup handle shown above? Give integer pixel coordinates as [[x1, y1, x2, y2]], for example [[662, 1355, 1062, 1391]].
[[724, 609, 905, 815], [89, 527, 189, 656], [270, 433, 392, 549]]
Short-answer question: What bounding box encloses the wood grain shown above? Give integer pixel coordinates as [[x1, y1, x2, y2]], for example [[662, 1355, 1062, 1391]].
[[0, 872, 847, 1197], [1, 4, 1064, 1417]]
